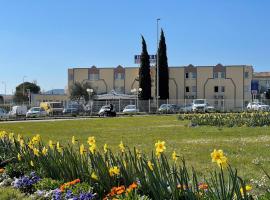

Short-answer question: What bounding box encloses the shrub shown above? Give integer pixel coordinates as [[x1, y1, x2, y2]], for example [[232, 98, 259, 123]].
[[34, 178, 63, 191]]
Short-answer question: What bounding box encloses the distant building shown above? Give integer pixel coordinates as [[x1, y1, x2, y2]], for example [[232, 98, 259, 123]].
[[68, 64, 253, 110], [253, 72, 270, 94]]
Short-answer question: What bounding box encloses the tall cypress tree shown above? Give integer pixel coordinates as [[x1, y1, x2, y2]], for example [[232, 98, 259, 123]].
[[139, 36, 151, 100], [158, 29, 169, 99]]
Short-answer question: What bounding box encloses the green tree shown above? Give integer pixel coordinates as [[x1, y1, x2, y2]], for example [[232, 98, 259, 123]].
[[14, 82, 41, 103], [70, 82, 95, 103], [138, 36, 151, 100], [266, 89, 270, 99], [157, 29, 169, 100]]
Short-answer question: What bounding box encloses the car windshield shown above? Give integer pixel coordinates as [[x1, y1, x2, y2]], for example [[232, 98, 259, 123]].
[[194, 100, 205, 104], [126, 105, 136, 109], [160, 104, 169, 108], [31, 108, 40, 112]]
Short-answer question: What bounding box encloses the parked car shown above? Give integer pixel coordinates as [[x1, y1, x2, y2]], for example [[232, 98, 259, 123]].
[[247, 102, 269, 111], [0, 108, 8, 120], [158, 104, 179, 113], [9, 105, 28, 118], [192, 99, 215, 113], [63, 104, 85, 115], [179, 104, 193, 113], [206, 103, 216, 113], [98, 105, 116, 117], [40, 102, 64, 116], [26, 107, 47, 118], [123, 105, 139, 114]]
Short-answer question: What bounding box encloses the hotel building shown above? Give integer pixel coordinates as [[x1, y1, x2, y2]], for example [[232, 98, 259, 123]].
[[68, 64, 253, 110]]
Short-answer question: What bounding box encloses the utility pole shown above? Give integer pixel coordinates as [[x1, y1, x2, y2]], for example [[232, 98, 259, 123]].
[[156, 18, 160, 109]]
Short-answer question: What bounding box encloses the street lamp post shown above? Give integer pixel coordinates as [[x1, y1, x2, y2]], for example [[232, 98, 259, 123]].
[[131, 88, 142, 110], [86, 88, 94, 116], [1, 81, 6, 105], [26, 89, 31, 106], [156, 18, 160, 110]]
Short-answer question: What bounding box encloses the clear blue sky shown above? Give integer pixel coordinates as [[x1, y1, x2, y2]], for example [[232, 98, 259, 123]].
[[0, 0, 270, 94]]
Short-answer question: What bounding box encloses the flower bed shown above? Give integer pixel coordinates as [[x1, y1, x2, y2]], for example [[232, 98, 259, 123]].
[[0, 130, 269, 199], [178, 112, 270, 127]]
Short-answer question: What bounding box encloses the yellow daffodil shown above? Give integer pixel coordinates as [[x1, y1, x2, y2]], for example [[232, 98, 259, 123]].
[[30, 160, 34, 167], [91, 172, 98, 180], [33, 148, 39, 157], [89, 143, 96, 154], [119, 141, 125, 153], [103, 143, 108, 153], [211, 149, 228, 168], [49, 140, 54, 149], [80, 144, 85, 155], [42, 147, 48, 155], [28, 141, 34, 150], [17, 134, 23, 141], [240, 185, 252, 196], [71, 136, 76, 145], [147, 161, 154, 171], [87, 136, 96, 146], [19, 139, 25, 148], [8, 132, 14, 143], [17, 153, 21, 161], [56, 142, 62, 153], [0, 131, 7, 139], [109, 166, 120, 176], [155, 140, 166, 156], [135, 148, 141, 159], [172, 151, 178, 162], [31, 134, 40, 144]]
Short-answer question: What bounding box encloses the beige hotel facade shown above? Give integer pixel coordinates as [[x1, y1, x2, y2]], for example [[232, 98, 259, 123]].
[[68, 64, 253, 109]]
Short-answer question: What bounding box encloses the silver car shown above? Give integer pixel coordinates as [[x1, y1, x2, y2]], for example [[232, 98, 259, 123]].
[[26, 107, 47, 118]]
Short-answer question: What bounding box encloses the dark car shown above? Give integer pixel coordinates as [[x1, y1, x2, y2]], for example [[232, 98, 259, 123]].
[[63, 104, 85, 115], [158, 104, 180, 114], [98, 105, 116, 117]]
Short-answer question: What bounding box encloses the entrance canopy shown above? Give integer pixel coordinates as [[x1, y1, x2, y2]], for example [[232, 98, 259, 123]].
[[96, 90, 136, 100]]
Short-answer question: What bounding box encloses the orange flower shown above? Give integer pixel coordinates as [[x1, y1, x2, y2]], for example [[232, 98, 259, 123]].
[[0, 168, 4, 173], [60, 179, 80, 192], [129, 182, 138, 189], [198, 183, 208, 190], [115, 186, 125, 195]]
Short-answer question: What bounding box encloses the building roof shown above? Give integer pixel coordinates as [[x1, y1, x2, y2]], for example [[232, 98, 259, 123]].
[[254, 72, 270, 78]]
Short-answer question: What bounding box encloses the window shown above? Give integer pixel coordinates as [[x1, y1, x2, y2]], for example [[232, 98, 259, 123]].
[[244, 71, 249, 78], [185, 73, 189, 79], [192, 86, 197, 93], [191, 72, 197, 79], [221, 86, 225, 93], [213, 72, 218, 79], [185, 86, 190, 93], [89, 73, 99, 80], [115, 73, 124, 80], [214, 86, 219, 93], [214, 100, 219, 106], [220, 72, 225, 79]]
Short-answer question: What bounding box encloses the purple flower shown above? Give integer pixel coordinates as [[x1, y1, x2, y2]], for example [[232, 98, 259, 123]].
[[78, 192, 95, 200], [65, 189, 73, 199], [52, 189, 62, 200]]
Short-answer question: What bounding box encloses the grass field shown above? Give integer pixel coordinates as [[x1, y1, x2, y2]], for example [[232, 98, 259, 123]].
[[1, 115, 270, 181]]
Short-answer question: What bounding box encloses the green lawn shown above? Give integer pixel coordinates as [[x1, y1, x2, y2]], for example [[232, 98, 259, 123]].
[[1, 115, 269, 181]]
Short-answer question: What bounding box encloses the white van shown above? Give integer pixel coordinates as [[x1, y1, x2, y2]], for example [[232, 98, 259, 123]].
[[9, 106, 28, 118]]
